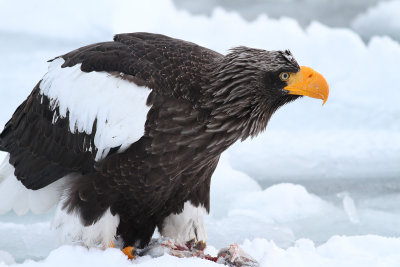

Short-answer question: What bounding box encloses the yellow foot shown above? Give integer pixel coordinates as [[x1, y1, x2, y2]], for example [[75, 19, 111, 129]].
[[122, 246, 136, 260], [106, 240, 135, 260]]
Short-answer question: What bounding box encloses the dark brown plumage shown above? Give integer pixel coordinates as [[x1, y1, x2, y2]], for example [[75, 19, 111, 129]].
[[0, 32, 309, 247]]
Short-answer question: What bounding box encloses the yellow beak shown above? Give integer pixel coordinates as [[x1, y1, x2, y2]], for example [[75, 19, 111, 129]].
[[284, 66, 329, 105]]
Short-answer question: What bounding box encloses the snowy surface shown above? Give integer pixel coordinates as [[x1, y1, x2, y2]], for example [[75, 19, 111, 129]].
[[2, 157, 400, 266], [1, 0, 400, 266]]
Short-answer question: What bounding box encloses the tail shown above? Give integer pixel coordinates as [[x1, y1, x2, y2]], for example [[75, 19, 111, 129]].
[[0, 154, 64, 215]]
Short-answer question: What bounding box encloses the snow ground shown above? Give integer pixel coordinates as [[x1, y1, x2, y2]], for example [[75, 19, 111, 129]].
[[1, 0, 400, 266]]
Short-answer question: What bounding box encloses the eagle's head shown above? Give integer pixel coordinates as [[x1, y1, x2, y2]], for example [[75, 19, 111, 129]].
[[205, 47, 329, 139]]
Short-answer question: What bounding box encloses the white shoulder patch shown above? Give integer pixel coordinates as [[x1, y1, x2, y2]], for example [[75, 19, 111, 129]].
[[160, 201, 208, 245], [40, 58, 152, 161]]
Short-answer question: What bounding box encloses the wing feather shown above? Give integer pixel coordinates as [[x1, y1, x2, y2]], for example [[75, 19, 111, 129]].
[[0, 32, 222, 190]]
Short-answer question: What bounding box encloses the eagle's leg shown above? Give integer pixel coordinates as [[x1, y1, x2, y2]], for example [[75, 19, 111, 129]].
[[158, 200, 208, 246], [154, 198, 209, 259], [157, 162, 215, 247]]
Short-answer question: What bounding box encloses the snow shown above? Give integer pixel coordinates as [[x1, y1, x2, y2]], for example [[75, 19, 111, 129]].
[[3, 235, 400, 267], [240, 236, 400, 267], [1, 0, 400, 266], [352, 0, 400, 42], [229, 183, 329, 223], [0, 246, 221, 267], [0, 251, 14, 265]]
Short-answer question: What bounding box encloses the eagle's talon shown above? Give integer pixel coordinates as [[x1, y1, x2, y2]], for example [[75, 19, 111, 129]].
[[122, 246, 136, 260], [186, 239, 207, 251]]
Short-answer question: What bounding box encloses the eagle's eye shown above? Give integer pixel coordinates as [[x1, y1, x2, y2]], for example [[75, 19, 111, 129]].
[[279, 72, 290, 81]]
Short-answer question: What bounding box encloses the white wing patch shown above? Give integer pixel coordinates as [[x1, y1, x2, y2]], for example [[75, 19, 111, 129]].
[[40, 58, 152, 161]]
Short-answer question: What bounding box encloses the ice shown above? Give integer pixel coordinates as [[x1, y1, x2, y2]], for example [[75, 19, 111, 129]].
[[338, 193, 360, 224], [172, 0, 388, 36], [0, 251, 14, 265], [209, 155, 262, 219], [229, 183, 329, 223], [207, 156, 296, 248], [0, 212, 56, 262], [1, 0, 400, 266], [352, 0, 400, 42]]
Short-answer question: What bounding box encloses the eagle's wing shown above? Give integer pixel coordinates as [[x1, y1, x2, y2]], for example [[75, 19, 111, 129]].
[[63, 32, 222, 102], [0, 33, 222, 190]]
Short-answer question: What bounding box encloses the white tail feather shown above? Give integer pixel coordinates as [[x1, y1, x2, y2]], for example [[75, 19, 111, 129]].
[[0, 154, 64, 215]]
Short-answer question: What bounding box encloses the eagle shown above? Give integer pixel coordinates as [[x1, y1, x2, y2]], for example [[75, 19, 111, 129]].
[[0, 32, 328, 255]]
